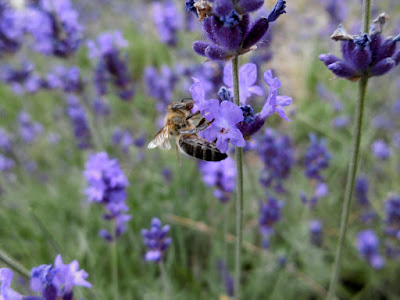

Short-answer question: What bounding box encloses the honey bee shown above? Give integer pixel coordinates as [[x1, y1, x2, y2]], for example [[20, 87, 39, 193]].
[[147, 99, 227, 161]]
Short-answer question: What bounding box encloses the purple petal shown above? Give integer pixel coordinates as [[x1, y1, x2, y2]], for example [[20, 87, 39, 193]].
[[229, 127, 246, 147], [276, 95, 292, 106], [351, 47, 371, 72], [193, 41, 209, 56], [205, 45, 231, 60], [238, 0, 264, 13], [242, 17, 269, 49], [248, 86, 264, 96], [240, 63, 257, 86], [370, 58, 396, 76], [220, 100, 244, 124], [275, 106, 290, 121], [216, 135, 230, 153], [319, 54, 341, 66], [223, 63, 233, 87], [328, 61, 358, 78]]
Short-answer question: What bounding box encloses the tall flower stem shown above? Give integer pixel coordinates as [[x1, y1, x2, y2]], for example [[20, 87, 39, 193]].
[[327, 1, 371, 295], [232, 55, 244, 300], [159, 261, 170, 300], [111, 225, 119, 300], [0, 248, 30, 279]]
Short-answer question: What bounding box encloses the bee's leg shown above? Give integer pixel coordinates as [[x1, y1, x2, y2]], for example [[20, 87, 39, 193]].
[[179, 118, 214, 134], [185, 110, 200, 121], [175, 140, 182, 167]]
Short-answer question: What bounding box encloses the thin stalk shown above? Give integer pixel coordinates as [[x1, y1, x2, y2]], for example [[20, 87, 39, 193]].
[[111, 225, 119, 300], [159, 261, 170, 300], [327, 1, 371, 298], [327, 75, 368, 299], [0, 248, 31, 279], [232, 55, 244, 300]]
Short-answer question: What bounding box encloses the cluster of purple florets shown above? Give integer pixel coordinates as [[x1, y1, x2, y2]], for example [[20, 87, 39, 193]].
[[356, 230, 385, 269], [84, 152, 131, 241], [258, 128, 294, 193], [141, 218, 172, 262], [186, 0, 286, 60], [198, 157, 236, 202], [87, 31, 134, 101], [259, 198, 283, 248], [0, 254, 91, 300], [319, 17, 400, 80], [66, 95, 91, 149]]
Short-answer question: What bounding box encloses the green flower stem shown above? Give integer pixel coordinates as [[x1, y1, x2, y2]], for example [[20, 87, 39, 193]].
[[232, 55, 244, 300], [0, 248, 30, 279], [111, 226, 119, 300], [159, 261, 170, 300], [327, 79, 369, 299], [327, 1, 371, 298]]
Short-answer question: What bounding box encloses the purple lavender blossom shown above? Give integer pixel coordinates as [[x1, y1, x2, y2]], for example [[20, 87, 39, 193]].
[[0, 155, 14, 172], [217, 260, 234, 297], [84, 152, 131, 240], [355, 176, 369, 206], [258, 128, 294, 193], [17, 111, 43, 144], [309, 220, 323, 247], [393, 132, 400, 149], [92, 99, 111, 116], [152, 1, 182, 46], [371, 140, 391, 160], [30, 254, 91, 298], [356, 230, 385, 269], [384, 195, 400, 239], [201, 99, 246, 153], [0, 268, 24, 300], [88, 31, 134, 101], [319, 0, 348, 32], [319, 22, 400, 80], [0, 128, 11, 152], [304, 134, 331, 182], [112, 128, 135, 153], [144, 65, 178, 112], [190, 0, 286, 60], [331, 115, 350, 128], [0, 1, 24, 56], [46, 65, 83, 93], [141, 218, 172, 262], [24, 0, 83, 57], [237, 69, 292, 139], [259, 197, 283, 248], [66, 95, 91, 149], [198, 157, 236, 202], [223, 63, 263, 104], [301, 182, 329, 207]]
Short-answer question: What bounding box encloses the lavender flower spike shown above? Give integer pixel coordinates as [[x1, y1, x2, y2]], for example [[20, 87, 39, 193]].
[[319, 20, 400, 80], [190, 0, 287, 60], [141, 218, 172, 262], [356, 230, 385, 269]]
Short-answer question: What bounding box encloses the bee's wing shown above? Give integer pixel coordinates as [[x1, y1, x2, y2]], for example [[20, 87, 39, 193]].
[[147, 125, 171, 150]]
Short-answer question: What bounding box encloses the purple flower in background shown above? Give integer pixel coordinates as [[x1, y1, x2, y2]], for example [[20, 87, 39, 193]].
[[66, 95, 91, 149], [144, 65, 178, 112], [84, 152, 131, 241], [217, 260, 234, 297], [92, 99, 111, 117], [259, 197, 283, 248], [0, 155, 14, 172], [356, 230, 385, 269], [190, 0, 286, 60], [223, 63, 263, 104], [17, 111, 43, 144], [46, 65, 84, 93], [304, 134, 331, 182], [319, 21, 400, 80], [198, 157, 236, 202], [0, 128, 11, 152], [0, 2, 24, 56], [301, 182, 329, 207], [0, 268, 24, 300], [355, 176, 369, 206], [371, 140, 390, 160], [309, 220, 323, 247], [30, 254, 91, 299], [152, 1, 182, 46], [112, 128, 135, 153], [88, 31, 134, 101], [319, 0, 348, 32], [393, 132, 400, 149], [141, 218, 172, 262], [25, 0, 83, 57], [384, 195, 400, 239], [202, 99, 245, 153], [258, 128, 294, 193], [331, 115, 350, 128]]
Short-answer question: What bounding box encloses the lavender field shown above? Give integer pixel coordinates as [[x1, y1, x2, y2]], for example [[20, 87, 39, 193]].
[[0, 0, 400, 299]]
